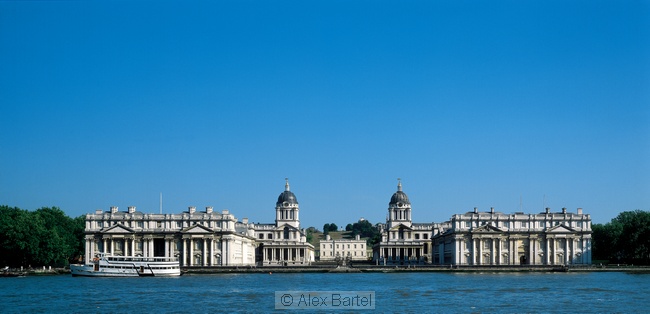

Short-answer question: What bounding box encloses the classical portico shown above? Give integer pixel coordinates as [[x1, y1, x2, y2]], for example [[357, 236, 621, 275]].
[[83, 206, 256, 267], [432, 207, 592, 266]]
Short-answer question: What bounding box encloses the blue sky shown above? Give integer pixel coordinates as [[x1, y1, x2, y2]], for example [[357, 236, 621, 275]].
[[1, 1, 648, 226]]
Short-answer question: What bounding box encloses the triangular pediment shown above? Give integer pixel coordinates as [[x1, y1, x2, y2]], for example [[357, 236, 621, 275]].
[[275, 224, 300, 232], [102, 224, 134, 234], [472, 224, 503, 233], [547, 225, 576, 233], [182, 224, 213, 233], [389, 223, 413, 231]]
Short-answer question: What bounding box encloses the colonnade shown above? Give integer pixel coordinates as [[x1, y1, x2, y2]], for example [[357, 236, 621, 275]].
[[439, 235, 592, 265]]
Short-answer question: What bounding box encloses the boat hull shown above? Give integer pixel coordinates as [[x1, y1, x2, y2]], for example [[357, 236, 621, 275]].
[[70, 255, 181, 277], [70, 264, 181, 277]]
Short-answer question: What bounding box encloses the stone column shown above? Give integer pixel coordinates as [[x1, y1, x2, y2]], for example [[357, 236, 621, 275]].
[[110, 239, 114, 256], [103, 238, 107, 254], [224, 238, 229, 266], [203, 238, 208, 266], [210, 239, 214, 266], [529, 238, 535, 265], [189, 239, 194, 266], [131, 239, 135, 256], [490, 239, 496, 265], [477, 238, 482, 265], [497, 239, 502, 265], [546, 238, 550, 265], [165, 239, 169, 258], [85, 238, 91, 264], [471, 239, 476, 265]]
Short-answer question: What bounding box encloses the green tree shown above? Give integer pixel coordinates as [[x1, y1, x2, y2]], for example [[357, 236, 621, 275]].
[[0, 205, 86, 268], [592, 210, 650, 265], [616, 210, 650, 264], [323, 223, 331, 235], [0, 206, 40, 267]]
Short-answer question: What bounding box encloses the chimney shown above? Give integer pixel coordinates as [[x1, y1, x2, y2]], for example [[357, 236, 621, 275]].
[[355, 234, 361, 240], [474, 207, 478, 214], [206, 206, 213, 214], [490, 207, 495, 214], [562, 207, 567, 214], [326, 235, 331, 241], [577, 208, 583, 215], [242, 218, 249, 224], [110, 206, 118, 214], [189, 206, 196, 214], [545, 207, 550, 214], [95, 209, 103, 215], [128, 206, 136, 213]]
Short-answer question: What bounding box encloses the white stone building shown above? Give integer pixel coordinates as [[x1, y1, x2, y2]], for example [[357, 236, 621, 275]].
[[319, 234, 368, 261], [373, 180, 442, 265], [431, 207, 592, 265], [250, 179, 315, 266], [83, 206, 257, 267]]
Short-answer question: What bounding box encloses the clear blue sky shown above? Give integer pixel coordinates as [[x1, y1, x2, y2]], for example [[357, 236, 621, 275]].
[[1, 1, 648, 226]]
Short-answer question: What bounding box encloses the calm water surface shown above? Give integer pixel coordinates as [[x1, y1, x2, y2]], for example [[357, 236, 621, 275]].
[[1, 272, 648, 313]]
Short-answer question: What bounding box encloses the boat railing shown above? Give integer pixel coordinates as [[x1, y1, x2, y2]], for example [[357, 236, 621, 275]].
[[104, 256, 179, 263]]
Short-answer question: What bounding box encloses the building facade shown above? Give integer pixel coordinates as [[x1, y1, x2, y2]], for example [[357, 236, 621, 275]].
[[320, 234, 368, 261], [83, 206, 256, 267], [373, 180, 444, 265], [250, 179, 315, 266], [431, 207, 592, 265], [83, 179, 314, 267], [83, 179, 592, 267]]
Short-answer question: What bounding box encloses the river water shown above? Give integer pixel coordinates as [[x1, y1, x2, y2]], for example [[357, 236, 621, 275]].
[[0, 271, 648, 313]]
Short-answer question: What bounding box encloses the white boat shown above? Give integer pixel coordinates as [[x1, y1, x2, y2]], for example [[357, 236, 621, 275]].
[[70, 253, 181, 277]]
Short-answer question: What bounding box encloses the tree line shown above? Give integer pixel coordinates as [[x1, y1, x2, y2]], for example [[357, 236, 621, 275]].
[[592, 210, 650, 265], [0, 205, 85, 268]]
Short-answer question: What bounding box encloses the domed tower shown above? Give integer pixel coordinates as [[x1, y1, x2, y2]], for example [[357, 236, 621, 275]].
[[275, 178, 300, 229], [387, 179, 412, 229]]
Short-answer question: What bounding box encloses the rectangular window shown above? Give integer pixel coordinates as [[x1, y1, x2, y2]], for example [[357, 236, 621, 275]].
[[415, 234, 420, 240], [465, 221, 471, 228], [423, 234, 428, 239]]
